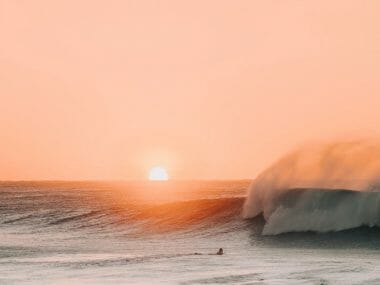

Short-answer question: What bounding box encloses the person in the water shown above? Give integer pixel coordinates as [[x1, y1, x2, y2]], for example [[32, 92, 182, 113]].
[[194, 248, 224, 255]]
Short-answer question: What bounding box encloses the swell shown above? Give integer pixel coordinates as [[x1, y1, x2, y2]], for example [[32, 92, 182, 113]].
[[1, 197, 245, 234], [3, 213, 35, 224], [49, 210, 103, 225], [133, 197, 244, 233]]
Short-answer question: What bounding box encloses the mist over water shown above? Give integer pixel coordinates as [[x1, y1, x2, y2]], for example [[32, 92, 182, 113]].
[[243, 140, 380, 234]]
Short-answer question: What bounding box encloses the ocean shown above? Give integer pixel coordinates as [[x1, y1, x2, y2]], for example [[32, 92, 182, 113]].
[[1, 181, 379, 284]]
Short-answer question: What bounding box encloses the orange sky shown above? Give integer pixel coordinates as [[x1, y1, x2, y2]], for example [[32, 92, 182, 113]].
[[1, 1, 380, 180]]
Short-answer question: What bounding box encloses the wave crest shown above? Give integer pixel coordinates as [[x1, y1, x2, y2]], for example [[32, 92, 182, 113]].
[[243, 140, 380, 235]]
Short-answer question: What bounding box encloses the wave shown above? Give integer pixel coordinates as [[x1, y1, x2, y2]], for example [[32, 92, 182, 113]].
[[131, 197, 244, 232], [1, 197, 245, 234], [258, 188, 380, 235], [243, 140, 380, 235], [49, 210, 103, 225], [3, 213, 36, 224]]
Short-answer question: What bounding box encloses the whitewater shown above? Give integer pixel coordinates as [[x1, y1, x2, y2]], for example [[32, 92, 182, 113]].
[[1, 178, 380, 284], [243, 140, 380, 237]]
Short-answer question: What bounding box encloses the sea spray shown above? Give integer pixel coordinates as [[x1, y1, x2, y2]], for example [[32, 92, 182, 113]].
[[243, 140, 380, 234]]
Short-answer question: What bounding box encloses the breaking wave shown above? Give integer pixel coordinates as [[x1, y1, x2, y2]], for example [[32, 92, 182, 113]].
[[243, 140, 380, 235], [258, 188, 380, 235]]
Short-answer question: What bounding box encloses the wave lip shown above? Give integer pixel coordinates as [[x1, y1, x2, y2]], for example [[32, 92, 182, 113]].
[[246, 188, 380, 235], [243, 141, 380, 235]]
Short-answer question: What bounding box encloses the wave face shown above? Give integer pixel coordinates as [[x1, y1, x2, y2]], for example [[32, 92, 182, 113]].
[[260, 188, 380, 235], [1, 196, 244, 234], [243, 140, 380, 235]]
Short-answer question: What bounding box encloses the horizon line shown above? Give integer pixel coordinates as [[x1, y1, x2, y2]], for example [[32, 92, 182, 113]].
[[0, 178, 255, 183]]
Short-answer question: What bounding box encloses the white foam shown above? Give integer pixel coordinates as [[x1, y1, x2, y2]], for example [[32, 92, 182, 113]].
[[243, 140, 380, 234]]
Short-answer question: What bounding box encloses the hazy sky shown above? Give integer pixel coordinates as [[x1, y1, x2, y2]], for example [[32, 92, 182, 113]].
[[1, 1, 380, 180]]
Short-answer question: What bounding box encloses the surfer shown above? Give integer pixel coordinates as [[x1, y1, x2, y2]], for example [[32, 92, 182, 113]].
[[194, 248, 224, 255]]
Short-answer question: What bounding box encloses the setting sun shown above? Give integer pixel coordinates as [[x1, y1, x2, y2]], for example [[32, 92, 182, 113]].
[[148, 166, 169, 181]]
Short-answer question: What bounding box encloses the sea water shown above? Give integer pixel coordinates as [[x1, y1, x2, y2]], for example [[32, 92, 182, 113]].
[[0, 181, 379, 284]]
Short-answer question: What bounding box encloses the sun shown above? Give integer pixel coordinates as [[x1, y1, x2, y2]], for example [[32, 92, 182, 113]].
[[148, 166, 169, 181]]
